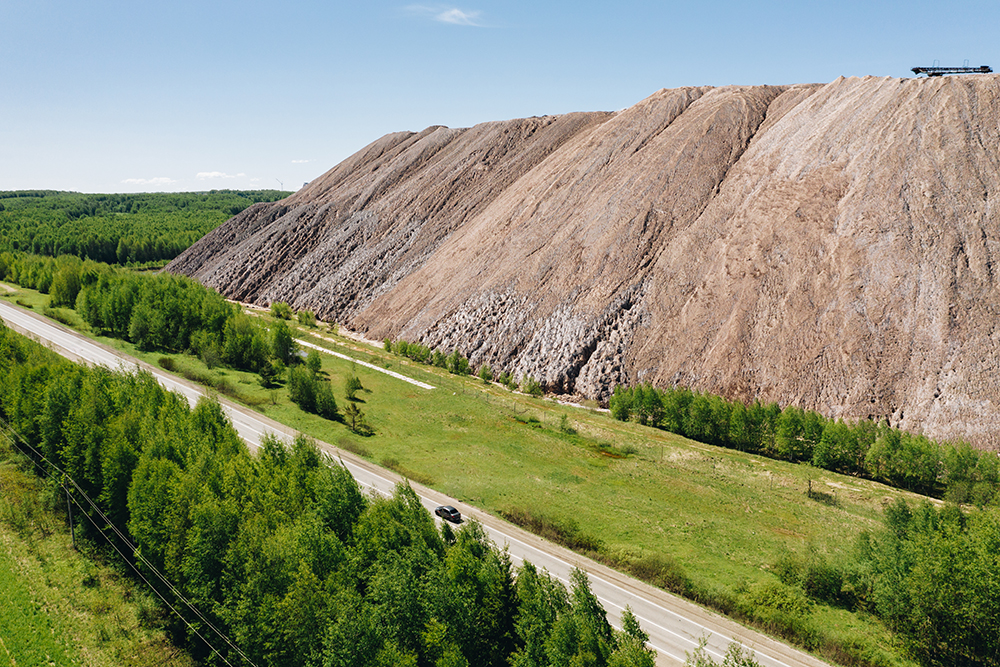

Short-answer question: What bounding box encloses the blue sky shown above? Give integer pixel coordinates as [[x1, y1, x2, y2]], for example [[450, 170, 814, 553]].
[[1, 0, 996, 193]]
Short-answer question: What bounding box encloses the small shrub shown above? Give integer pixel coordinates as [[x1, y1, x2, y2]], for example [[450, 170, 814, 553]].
[[380, 457, 434, 486], [297, 309, 316, 327], [522, 375, 543, 397], [158, 357, 176, 372], [345, 375, 363, 400], [801, 557, 844, 605], [773, 552, 804, 586], [306, 349, 322, 375], [270, 301, 292, 319], [478, 364, 493, 383], [559, 413, 576, 435], [384, 338, 392, 352], [337, 437, 370, 458], [500, 506, 602, 553], [626, 554, 691, 595], [42, 306, 75, 326]]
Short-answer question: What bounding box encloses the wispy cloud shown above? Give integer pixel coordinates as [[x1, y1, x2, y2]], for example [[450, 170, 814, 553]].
[[197, 171, 246, 180], [291, 159, 311, 164], [405, 5, 485, 26], [121, 176, 176, 186]]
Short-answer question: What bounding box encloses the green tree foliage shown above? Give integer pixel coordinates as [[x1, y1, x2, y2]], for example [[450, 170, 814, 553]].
[[288, 365, 338, 420], [608, 607, 656, 667], [0, 189, 288, 264], [69, 264, 236, 355], [522, 376, 544, 397], [270, 301, 292, 319], [345, 374, 363, 400], [288, 365, 318, 413], [297, 309, 317, 327], [447, 349, 471, 375], [257, 359, 283, 389], [685, 638, 763, 667], [222, 314, 269, 372], [609, 383, 1000, 503], [343, 402, 373, 436], [860, 499, 1000, 667], [306, 349, 323, 376], [270, 319, 297, 365]]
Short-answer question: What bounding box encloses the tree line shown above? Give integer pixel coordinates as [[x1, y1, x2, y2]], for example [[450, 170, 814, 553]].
[[0, 190, 288, 264], [0, 254, 352, 426], [610, 384, 999, 504], [0, 321, 656, 667], [769, 496, 1000, 667]]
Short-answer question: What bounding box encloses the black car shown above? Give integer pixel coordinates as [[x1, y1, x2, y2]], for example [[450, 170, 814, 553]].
[[434, 505, 462, 523]]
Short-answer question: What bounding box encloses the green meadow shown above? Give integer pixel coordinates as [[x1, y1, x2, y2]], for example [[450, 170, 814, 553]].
[[0, 452, 195, 667]]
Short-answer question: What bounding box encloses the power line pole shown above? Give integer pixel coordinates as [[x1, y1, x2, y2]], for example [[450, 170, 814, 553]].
[[64, 476, 76, 551]]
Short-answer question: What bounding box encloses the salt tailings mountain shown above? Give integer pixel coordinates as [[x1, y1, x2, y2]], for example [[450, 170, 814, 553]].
[[168, 75, 1000, 449]]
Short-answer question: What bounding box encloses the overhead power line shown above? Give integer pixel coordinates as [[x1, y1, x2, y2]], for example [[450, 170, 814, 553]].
[[0, 416, 257, 667]]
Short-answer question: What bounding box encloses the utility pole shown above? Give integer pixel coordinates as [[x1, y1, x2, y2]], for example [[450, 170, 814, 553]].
[[64, 476, 76, 551]]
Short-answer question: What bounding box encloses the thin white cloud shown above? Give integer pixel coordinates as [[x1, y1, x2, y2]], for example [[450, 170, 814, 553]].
[[197, 171, 246, 180], [405, 5, 485, 26], [436, 8, 482, 25], [291, 159, 311, 164], [121, 176, 176, 186]]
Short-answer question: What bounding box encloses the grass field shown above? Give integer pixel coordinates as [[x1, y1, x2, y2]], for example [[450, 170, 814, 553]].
[[0, 283, 919, 666], [0, 450, 195, 667]]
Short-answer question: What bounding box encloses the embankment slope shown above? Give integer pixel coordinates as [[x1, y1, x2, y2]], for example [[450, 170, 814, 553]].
[[169, 75, 1000, 448]]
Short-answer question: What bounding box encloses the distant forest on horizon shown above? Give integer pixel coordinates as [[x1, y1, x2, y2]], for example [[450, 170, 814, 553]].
[[0, 189, 289, 265]]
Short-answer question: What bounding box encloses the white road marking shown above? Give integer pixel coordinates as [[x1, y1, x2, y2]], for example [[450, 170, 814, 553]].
[[295, 337, 435, 389]]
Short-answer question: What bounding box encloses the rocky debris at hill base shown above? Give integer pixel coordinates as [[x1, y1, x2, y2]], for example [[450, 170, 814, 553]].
[[168, 75, 1000, 449]]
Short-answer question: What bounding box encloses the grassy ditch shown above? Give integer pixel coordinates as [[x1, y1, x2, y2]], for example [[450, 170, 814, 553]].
[[0, 440, 194, 667]]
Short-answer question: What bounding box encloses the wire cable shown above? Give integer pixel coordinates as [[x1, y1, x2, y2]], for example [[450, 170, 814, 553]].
[[0, 415, 256, 667]]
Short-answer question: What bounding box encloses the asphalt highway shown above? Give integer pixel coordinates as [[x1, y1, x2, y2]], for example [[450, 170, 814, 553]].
[[0, 297, 831, 667]]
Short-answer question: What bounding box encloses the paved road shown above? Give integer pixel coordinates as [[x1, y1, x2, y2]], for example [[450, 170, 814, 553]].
[[0, 297, 830, 667]]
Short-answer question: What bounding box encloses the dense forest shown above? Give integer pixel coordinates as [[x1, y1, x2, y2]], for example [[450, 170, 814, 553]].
[[609, 384, 1000, 505], [0, 322, 659, 667], [0, 190, 288, 264]]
